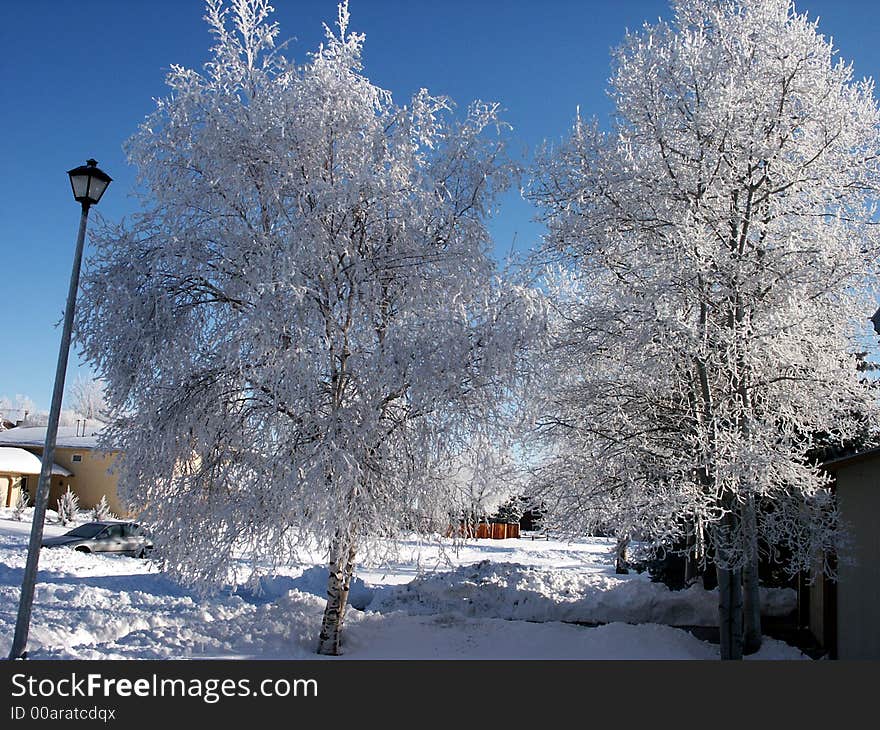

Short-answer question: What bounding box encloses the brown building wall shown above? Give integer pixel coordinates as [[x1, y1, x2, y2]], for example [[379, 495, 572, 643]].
[[834, 460, 880, 660], [808, 571, 826, 648]]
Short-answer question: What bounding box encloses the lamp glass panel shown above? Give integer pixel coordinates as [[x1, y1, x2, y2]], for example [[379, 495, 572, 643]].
[[87, 175, 109, 203], [70, 174, 90, 200]]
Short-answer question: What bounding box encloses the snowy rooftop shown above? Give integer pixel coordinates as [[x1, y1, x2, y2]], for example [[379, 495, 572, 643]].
[[0, 421, 106, 450], [0, 447, 72, 477]]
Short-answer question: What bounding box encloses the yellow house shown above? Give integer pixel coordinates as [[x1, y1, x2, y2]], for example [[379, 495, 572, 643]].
[[0, 446, 72, 509], [0, 422, 128, 517]]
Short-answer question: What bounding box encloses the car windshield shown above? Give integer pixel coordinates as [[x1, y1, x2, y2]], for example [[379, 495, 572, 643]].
[[64, 524, 107, 539]]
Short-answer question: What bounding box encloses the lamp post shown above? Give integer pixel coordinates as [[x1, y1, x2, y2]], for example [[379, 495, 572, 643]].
[[8, 159, 111, 660]]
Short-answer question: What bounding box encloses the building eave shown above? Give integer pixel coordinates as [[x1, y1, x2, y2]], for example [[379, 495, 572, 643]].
[[821, 446, 880, 473]]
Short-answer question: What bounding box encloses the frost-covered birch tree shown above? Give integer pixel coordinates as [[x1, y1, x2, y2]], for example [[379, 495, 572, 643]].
[[438, 438, 526, 530], [0, 395, 36, 427], [67, 376, 108, 422], [75, 0, 542, 655], [530, 0, 880, 659]]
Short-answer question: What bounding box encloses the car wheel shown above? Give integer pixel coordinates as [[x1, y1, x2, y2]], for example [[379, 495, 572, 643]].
[[74, 546, 90, 553], [136, 547, 147, 559]]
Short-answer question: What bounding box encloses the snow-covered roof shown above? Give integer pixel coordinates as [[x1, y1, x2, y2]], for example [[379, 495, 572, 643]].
[[0, 422, 105, 450], [0, 447, 72, 476]]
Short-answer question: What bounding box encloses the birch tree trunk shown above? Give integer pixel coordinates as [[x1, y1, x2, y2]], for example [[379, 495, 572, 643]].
[[317, 541, 358, 656], [715, 519, 743, 660], [716, 566, 744, 660], [683, 521, 699, 586], [741, 497, 763, 654], [614, 535, 629, 574]]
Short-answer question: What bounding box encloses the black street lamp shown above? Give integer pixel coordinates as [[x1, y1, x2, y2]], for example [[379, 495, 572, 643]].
[[68, 159, 112, 207], [8, 160, 111, 660]]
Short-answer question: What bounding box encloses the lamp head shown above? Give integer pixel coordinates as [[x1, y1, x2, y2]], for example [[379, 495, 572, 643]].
[[67, 159, 111, 206]]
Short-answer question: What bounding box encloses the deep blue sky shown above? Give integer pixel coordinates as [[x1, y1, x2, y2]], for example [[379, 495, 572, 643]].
[[1, 0, 878, 411]]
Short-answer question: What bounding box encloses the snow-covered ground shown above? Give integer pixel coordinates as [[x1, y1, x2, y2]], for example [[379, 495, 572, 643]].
[[0, 509, 809, 660]]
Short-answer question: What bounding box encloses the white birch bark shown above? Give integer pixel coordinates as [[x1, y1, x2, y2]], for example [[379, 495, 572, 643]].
[[317, 541, 357, 656]]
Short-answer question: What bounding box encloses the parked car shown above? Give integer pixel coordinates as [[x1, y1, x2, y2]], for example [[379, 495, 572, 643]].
[[41, 521, 153, 558]]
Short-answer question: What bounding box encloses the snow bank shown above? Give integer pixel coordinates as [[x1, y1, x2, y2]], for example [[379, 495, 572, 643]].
[[234, 566, 374, 611], [370, 559, 797, 627], [0, 520, 805, 660]]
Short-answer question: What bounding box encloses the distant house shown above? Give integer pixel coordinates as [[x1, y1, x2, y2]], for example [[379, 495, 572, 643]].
[[0, 421, 127, 517], [0, 447, 72, 509], [803, 447, 880, 659]]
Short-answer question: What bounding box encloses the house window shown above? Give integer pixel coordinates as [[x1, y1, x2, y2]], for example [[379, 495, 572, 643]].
[[72, 454, 83, 463]]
